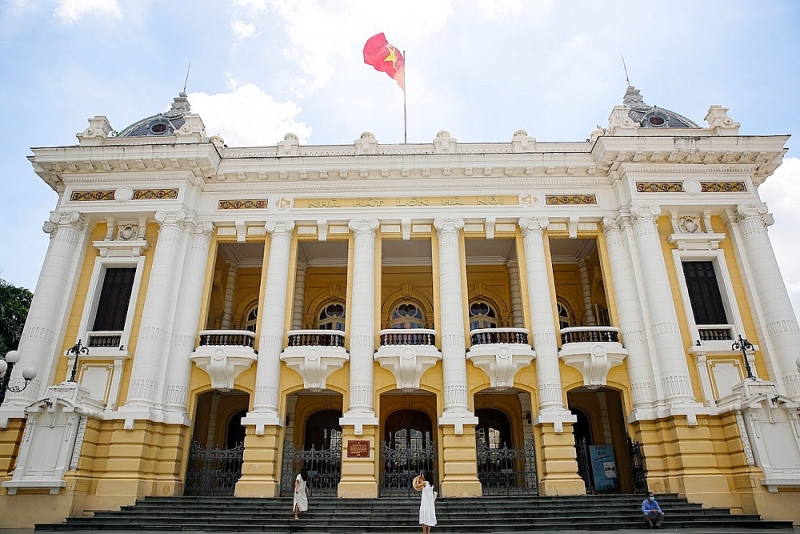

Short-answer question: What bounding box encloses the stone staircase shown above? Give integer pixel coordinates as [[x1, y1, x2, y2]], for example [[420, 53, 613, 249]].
[[35, 494, 794, 532]]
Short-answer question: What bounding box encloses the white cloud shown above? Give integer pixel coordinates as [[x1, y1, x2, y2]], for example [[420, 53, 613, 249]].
[[188, 84, 312, 147], [54, 0, 121, 24], [477, 0, 530, 20], [235, 0, 267, 12], [231, 19, 256, 39], [265, 0, 455, 96], [758, 156, 800, 314]]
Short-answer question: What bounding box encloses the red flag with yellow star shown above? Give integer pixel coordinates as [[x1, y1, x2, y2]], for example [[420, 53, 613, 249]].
[[363, 33, 404, 90]]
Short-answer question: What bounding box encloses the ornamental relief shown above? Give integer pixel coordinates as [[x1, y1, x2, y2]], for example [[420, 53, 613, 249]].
[[636, 181, 746, 193], [218, 199, 268, 210], [133, 188, 179, 200], [71, 190, 115, 201], [545, 194, 597, 205]]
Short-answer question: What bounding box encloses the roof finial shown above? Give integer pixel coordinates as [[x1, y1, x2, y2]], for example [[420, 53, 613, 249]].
[[182, 62, 191, 97], [621, 55, 631, 87]]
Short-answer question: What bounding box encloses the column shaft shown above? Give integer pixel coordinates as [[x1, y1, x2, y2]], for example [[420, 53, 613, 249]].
[[602, 216, 656, 413], [3, 211, 89, 408], [291, 262, 307, 330], [507, 260, 525, 328], [629, 205, 694, 404], [220, 263, 238, 329], [162, 221, 214, 420], [124, 210, 186, 408], [578, 259, 596, 326], [734, 203, 800, 398]]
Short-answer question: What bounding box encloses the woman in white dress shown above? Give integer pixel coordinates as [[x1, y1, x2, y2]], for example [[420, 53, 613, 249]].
[[293, 468, 310, 520], [413, 470, 437, 534]]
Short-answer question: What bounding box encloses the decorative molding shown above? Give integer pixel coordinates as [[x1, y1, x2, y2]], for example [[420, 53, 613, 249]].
[[132, 188, 179, 200], [637, 181, 746, 193], [71, 190, 115, 201], [545, 194, 597, 205], [218, 199, 268, 210]]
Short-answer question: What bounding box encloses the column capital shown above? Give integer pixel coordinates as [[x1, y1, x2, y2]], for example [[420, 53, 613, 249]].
[[601, 216, 622, 234], [154, 209, 186, 226], [191, 220, 215, 238], [42, 211, 86, 235], [348, 218, 379, 234], [736, 202, 774, 226], [265, 220, 295, 235], [518, 217, 549, 235], [434, 217, 465, 234], [630, 204, 662, 221]]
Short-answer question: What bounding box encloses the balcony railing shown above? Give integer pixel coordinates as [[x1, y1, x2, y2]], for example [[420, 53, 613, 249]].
[[287, 329, 346, 348], [561, 326, 620, 344], [198, 329, 256, 349], [379, 328, 437, 347], [87, 331, 122, 348], [698, 324, 734, 341], [470, 328, 530, 346]]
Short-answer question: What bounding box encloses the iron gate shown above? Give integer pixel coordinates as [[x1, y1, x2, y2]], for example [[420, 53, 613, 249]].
[[184, 440, 244, 496], [380, 441, 437, 496], [627, 436, 649, 494], [476, 437, 539, 495], [280, 440, 342, 497]]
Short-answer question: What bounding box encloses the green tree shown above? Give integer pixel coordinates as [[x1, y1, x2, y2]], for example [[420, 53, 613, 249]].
[[0, 279, 33, 357]]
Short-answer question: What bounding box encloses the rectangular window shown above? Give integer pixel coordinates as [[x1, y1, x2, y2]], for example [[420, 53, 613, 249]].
[[682, 261, 728, 325], [92, 267, 136, 331]]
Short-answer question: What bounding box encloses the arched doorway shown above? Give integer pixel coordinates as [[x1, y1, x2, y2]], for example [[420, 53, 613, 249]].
[[380, 409, 436, 496], [475, 406, 538, 495], [185, 390, 249, 496], [568, 387, 634, 494]]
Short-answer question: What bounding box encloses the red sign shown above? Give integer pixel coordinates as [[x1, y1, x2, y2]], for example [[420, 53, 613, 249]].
[[347, 440, 370, 458]]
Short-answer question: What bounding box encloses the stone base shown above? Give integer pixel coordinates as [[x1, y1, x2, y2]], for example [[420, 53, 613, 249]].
[[337, 480, 378, 498], [234, 425, 281, 497], [536, 421, 586, 496], [337, 425, 378, 498], [439, 423, 481, 497]]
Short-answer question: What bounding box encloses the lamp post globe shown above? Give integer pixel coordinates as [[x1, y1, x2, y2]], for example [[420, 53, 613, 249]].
[[5, 350, 20, 364], [21, 367, 37, 381]]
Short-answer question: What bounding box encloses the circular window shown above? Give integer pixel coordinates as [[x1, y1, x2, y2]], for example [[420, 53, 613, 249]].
[[648, 116, 665, 126], [150, 122, 168, 134]]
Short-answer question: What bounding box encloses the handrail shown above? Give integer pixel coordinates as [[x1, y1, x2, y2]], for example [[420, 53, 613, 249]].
[[560, 326, 620, 344], [379, 328, 437, 346], [87, 331, 122, 348], [697, 324, 734, 341], [470, 327, 530, 346], [198, 329, 256, 348], [287, 329, 346, 348]]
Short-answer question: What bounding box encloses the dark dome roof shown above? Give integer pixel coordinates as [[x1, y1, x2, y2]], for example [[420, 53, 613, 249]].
[[623, 86, 698, 129], [117, 93, 190, 138]]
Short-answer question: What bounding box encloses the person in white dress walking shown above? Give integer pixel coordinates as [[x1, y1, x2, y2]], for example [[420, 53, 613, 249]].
[[293, 468, 310, 520], [413, 470, 437, 534]]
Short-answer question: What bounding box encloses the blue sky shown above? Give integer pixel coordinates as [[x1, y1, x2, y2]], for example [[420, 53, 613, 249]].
[[2, 0, 799, 308]]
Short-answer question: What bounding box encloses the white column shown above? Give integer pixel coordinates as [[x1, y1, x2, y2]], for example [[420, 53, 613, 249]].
[[733, 203, 800, 399], [291, 262, 307, 330], [242, 220, 294, 433], [507, 260, 525, 328], [220, 263, 238, 330], [629, 204, 698, 410], [341, 219, 379, 432], [1, 211, 90, 416], [578, 259, 596, 326], [518, 218, 574, 430], [434, 218, 476, 432], [162, 221, 214, 423], [601, 216, 656, 416], [123, 210, 186, 412]]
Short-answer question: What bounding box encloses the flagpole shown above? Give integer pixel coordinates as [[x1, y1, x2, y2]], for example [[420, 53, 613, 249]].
[[403, 50, 407, 144]]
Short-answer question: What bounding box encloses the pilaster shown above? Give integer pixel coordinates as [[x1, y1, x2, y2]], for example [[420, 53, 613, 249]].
[[438, 424, 481, 497], [234, 425, 283, 497], [337, 425, 378, 498]]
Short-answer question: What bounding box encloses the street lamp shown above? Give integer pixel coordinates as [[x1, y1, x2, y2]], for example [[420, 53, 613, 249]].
[[732, 335, 755, 380], [66, 340, 89, 383], [0, 350, 38, 406]]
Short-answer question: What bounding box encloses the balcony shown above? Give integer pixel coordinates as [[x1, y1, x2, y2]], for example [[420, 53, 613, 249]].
[[466, 327, 535, 390], [374, 328, 441, 391], [86, 331, 123, 349], [559, 326, 627, 388], [281, 329, 348, 391], [190, 329, 257, 391]]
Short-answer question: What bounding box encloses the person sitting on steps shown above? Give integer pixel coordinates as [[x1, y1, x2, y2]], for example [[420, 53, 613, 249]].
[[641, 491, 665, 529]]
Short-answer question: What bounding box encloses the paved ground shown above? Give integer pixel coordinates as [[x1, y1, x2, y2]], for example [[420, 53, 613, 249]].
[[2, 530, 799, 534]]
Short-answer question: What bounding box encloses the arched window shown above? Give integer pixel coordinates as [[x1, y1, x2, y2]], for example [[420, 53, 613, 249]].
[[318, 302, 345, 331], [557, 301, 573, 330], [476, 408, 512, 449], [390, 302, 425, 329], [469, 300, 498, 330], [304, 409, 342, 450], [244, 306, 258, 332]]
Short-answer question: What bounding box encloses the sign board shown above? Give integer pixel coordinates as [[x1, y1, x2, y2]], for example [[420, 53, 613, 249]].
[[347, 440, 370, 458], [589, 444, 618, 491]]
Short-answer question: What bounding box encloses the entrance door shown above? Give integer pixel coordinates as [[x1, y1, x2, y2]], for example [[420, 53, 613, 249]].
[[380, 409, 436, 496], [281, 409, 343, 497], [475, 408, 537, 495]]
